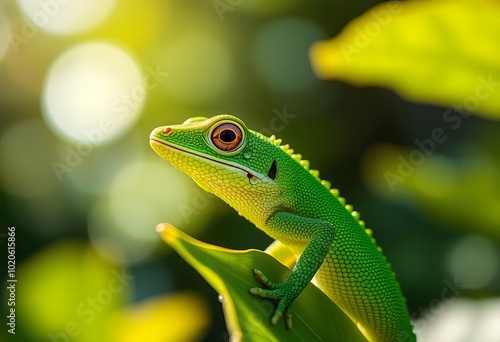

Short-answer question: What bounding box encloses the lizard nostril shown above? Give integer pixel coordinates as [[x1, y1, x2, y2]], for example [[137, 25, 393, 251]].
[[163, 127, 173, 135]]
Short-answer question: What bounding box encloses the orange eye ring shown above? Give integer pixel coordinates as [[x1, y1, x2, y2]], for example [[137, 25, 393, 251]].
[[210, 123, 244, 152]]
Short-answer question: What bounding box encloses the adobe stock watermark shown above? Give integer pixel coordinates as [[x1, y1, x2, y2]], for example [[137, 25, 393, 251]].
[[213, 0, 243, 21], [385, 74, 500, 192], [51, 63, 169, 182], [411, 277, 467, 337], [8, 0, 71, 54], [176, 106, 296, 225], [47, 268, 134, 342], [259, 106, 297, 138], [340, 1, 403, 63]]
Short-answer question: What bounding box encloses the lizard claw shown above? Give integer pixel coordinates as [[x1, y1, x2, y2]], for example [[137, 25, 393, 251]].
[[249, 269, 293, 329], [252, 269, 281, 289], [284, 307, 293, 329], [270, 310, 282, 325]]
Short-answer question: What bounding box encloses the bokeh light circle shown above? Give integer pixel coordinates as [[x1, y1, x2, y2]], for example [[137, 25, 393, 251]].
[[88, 159, 205, 264], [16, 0, 115, 35], [42, 42, 144, 145], [447, 235, 500, 289]]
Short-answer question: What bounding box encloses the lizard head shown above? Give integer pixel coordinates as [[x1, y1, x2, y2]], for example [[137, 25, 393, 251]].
[[149, 115, 284, 223]]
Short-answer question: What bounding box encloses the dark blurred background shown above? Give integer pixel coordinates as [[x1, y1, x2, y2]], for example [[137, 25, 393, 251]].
[[1, 0, 499, 341]]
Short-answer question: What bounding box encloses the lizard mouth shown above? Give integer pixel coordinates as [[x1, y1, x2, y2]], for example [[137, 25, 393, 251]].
[[149, 135, 268, 183]]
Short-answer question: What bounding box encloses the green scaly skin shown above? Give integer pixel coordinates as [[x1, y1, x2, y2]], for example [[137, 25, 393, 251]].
[[150, 115, 416, 342]]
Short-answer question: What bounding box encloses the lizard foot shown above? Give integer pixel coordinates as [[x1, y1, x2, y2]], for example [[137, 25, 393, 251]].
[[249, 269, 293, 329]]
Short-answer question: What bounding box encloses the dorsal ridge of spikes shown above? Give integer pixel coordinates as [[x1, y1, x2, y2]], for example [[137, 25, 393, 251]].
[[299, 159, 310, 169], [280, 144, 294, 156], [291, 154, 302, 162], [273, 135, 328, 188], [269, 135, 282, 147], [272, 136, 367, 231]]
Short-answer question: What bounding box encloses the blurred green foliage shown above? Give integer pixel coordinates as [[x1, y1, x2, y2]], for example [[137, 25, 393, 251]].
[[1, 0, 499, 341]]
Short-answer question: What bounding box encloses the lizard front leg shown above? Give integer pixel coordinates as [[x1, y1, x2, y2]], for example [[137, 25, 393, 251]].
[[250, 212, 335, 329]]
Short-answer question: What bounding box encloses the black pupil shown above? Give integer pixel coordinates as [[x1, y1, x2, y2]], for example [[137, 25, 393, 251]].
[[220, 129, 236, 143]]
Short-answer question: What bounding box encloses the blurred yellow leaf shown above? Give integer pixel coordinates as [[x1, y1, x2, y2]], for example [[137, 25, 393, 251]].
[[310, 0, 500, 119], [17, 240, 130, 342], [108, 292, 210, 342]]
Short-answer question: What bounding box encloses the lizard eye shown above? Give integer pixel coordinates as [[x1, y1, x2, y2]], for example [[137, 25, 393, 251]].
[[210, 123, 244, 152]]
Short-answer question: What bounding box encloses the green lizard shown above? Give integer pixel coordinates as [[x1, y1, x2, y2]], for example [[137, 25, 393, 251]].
[[149, 115, 416, 342]]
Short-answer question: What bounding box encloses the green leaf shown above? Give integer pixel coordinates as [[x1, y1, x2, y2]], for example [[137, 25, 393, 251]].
[[156, 223, 368, 342], [310, 0, 500, 120]]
